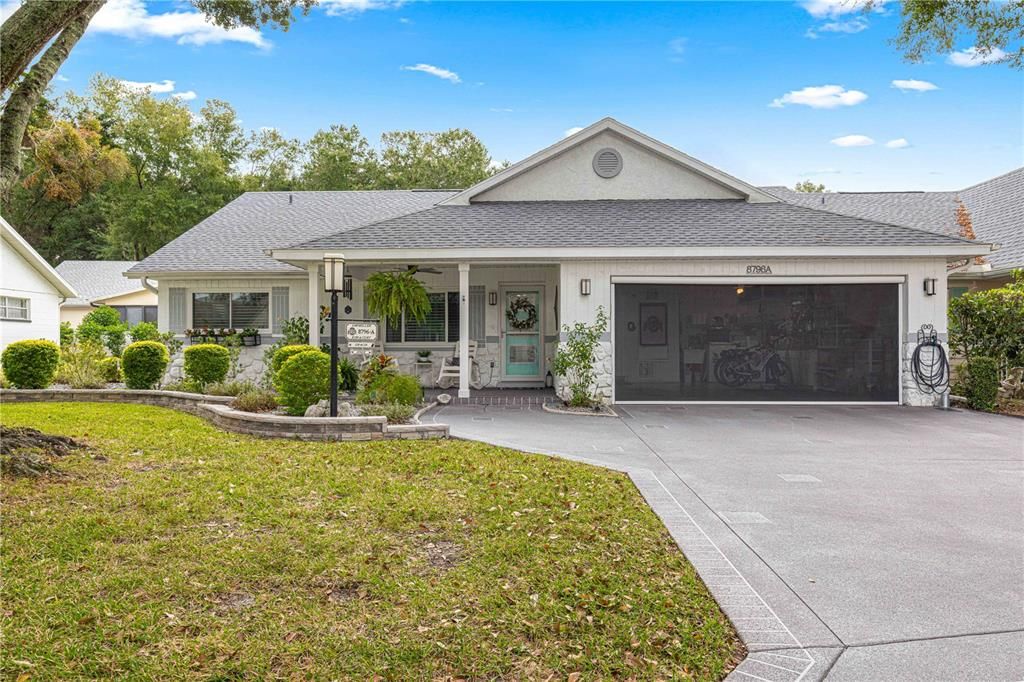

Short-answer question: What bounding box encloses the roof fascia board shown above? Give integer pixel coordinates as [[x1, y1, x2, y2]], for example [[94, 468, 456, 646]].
[[439, 117, 778, 205], [1, 217, 77, 297], [124, 270, 307, 280]]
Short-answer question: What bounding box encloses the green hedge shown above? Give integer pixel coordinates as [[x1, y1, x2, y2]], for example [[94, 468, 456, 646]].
[[965, 356, 999, 412], [271, 344, 320, 376], [129, 322, 160, 343], [122, 341, 169, 389], [1, 340, 60, 389], [274, 350, 330, 415], [356, 373, 422, 406], [183, 344, 230, 387]]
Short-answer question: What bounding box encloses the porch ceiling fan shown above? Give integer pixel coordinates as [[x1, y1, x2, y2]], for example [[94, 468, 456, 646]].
[[382, 264, 443, 275]]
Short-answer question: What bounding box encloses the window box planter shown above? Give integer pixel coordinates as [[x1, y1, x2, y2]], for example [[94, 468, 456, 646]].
[[240, 333, 262, 346]]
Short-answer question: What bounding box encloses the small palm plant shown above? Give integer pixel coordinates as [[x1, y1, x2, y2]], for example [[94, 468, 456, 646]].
[[365, 269, 432, 323]]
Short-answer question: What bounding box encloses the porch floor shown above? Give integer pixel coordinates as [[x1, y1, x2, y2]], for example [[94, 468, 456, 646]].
[[424, 387, 557, 406]]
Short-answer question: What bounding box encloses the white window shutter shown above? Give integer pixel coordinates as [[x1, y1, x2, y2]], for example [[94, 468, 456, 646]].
[[168, 288, 186, 332]]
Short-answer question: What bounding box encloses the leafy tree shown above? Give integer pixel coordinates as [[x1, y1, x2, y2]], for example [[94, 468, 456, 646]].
[[795, 180, 828, 193], [301, 124, 377, 190], [196, 100, 248, 168], [377, 129, 493, 189], [868, 0, 1023, 69], [244, 127, 303, 190], [0, 0, 318, 203]]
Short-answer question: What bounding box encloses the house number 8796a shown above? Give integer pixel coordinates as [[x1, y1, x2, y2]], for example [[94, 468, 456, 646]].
[[746, 265, 772, 274]]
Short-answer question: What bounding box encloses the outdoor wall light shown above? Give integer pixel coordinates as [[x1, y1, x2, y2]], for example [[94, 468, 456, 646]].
[[923, 278, 937, 296], [342, 274, 353, 300], [736, 286, 745, 295], [488, 291, 498, 306], [580, 278, 592, 296]]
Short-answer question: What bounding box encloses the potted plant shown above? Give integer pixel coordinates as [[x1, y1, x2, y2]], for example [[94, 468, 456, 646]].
[[240, 327, 262, 346], [414, 349, 434, 387], [365, 269, 432, 325], [416, 350, 432, 363]]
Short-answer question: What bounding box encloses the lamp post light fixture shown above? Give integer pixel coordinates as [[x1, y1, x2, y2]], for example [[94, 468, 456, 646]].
[[323, 253, 346, 417]]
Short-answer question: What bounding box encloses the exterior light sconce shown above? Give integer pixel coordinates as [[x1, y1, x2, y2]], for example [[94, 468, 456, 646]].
[[923, 278, 937, 296], [736, 286, 745, 295], [342, 274, 353, 300], [580, 278, 592, 296], [488, 291, 498, 306]]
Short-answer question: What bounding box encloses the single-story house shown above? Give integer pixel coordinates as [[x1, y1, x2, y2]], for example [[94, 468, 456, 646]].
[[55, 260, 158, 327], [128, 118, 996, 406], [766, 167, 1022, 294], [0, 217, 77, 351]]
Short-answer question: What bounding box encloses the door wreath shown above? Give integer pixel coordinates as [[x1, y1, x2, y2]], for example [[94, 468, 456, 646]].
[[506, 296, 538, 330]]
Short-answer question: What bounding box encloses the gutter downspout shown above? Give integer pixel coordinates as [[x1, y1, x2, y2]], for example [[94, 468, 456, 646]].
[[141, 277, 158, 294]]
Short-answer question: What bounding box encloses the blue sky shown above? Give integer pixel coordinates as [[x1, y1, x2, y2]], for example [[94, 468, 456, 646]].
[[24, 0, 1024, 191]]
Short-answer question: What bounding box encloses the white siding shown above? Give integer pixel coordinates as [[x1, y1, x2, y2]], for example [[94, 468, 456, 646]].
[[0, 234, 62, 349], [156, 277, 309, 335]]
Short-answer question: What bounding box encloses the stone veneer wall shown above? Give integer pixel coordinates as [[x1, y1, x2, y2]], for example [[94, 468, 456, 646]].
[[165, 346, 269, 385], [901, 338, 948, 407], [0, 389, 448, 440], [554, 340, 613, 405]]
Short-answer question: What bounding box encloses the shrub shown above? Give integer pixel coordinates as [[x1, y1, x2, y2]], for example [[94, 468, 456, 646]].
[[129, 322, 160, 342], [949, 272, 1024, 367], [338, 356, 359, 391], [271, 344, 320, 376], [59, 321, 74, 348], [553, 306, 609, 407], [55, 342, 108, 388], [78, 306, 127, 357], [121, 341, 169, 389], [160, 379, 202, 393], [358, 353, 397, 390], [81, 305, 122, 328], [183, 344, 230, 387], [274, 349, 330, 415], [232, 387, 278, 413], [0, 367, 9, 389], [99, 356, 121, 383], [357, 372, 422, 406], [204, 379, 257, 397], [1, 340, 60, 389], [965, 356, 999, 412], [358, 402, 417, 423]]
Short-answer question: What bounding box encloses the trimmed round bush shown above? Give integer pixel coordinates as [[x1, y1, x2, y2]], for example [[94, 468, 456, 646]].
[[271, 344, 320, 376], [120, 341, 169, 389], [183, 343, 230, 387], [356, 372, 422, 406], [1, 339, 60, 388], [965, 356, 999, 412], [274, 350, 330, 415]]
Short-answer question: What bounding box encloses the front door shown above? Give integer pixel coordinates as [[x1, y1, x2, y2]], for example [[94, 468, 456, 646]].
[[501, 289, 543, 381]]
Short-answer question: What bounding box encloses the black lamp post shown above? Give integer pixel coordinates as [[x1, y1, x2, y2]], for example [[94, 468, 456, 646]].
[[323, 254, 345, 417]]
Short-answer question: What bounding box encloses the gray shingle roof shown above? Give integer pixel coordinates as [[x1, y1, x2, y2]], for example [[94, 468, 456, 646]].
[[764, 168, 1022, 270], [296, 199, 978, 251], [128, 190, 456, 275], [55, 260, 144, 306]]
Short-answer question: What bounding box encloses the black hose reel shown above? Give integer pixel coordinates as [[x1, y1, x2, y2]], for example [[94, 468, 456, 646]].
[[910, 324, 950, 403]]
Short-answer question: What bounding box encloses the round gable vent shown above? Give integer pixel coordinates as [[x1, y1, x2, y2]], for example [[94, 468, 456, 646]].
[[592, 148, 623, 178]]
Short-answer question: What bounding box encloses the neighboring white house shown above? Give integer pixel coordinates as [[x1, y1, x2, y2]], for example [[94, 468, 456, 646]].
[[127, 118, 996, 406], [0, 217, 77, 351], [55, 261, 158, 327]]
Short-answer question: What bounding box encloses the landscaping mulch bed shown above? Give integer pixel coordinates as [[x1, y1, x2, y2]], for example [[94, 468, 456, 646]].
[[1, 402, 742, 680]]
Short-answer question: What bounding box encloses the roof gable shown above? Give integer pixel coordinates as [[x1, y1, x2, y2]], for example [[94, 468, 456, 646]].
[[1, 217, 76, 298], [442, 118, 778, 205], [55, 260, 146, 306]]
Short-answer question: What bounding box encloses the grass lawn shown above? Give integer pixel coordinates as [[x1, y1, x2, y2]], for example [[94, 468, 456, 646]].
[[1, 403, 741, 680]]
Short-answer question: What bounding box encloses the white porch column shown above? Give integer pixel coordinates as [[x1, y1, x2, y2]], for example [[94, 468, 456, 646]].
[[458, 262, 470, 398], [307, 263, 319, 346]]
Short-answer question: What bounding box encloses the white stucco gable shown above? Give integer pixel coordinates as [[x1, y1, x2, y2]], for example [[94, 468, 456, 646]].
[[442, 117, 778, 205]]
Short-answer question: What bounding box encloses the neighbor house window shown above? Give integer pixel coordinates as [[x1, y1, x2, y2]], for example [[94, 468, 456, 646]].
[[192, 292, 269, 329], [111, 305, 158, 325], [384, 288, 485, 344], [0, 296, 30, 321]]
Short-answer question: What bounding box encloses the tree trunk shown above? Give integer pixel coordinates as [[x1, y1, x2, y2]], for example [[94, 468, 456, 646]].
[[0, 2, 103, 208], [0, 0, 103, 94]]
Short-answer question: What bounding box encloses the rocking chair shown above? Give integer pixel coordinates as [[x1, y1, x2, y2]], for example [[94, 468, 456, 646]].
[[436, 340, 483, 390]]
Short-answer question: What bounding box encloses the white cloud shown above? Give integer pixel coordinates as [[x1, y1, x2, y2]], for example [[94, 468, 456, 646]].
[[489, 107, 515, 113], [55, 74, 70, 82], [668, 37, 687, 61], [401, 63, 461, 83], [564, 127, 585, 138], [947, 46, 1008, 67], [172, 90, 198, 101], [322, 0, 404, 15], [91, 0, 269, 49], [885, 138, 910, 148], [119, 78, 176, 93], [891, 79, 938, 92], [819, 16, 869, 33], [831, 134, 875, 147], [771, 84, 868, 109], [800, 0, 880, 19]]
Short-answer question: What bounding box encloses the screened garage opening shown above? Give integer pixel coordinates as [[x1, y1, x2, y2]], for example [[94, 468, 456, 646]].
[[613, 283, 899, 402]]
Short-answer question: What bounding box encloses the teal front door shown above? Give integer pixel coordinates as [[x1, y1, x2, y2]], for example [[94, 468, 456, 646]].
[[502, 289, 543, 380]]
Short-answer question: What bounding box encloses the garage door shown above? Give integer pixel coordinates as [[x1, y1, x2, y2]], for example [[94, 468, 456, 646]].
[[613, 283, 899, 402]]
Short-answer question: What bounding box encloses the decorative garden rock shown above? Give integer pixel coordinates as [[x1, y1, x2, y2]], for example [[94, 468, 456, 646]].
[[304, 399, 359, 418]]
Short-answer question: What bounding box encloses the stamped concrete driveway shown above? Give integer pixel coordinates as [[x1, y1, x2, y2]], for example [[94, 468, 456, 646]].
[[427, 404, 1024, 681]]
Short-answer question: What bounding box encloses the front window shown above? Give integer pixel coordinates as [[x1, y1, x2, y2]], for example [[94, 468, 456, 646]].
[[111, 305, 159, 325], [192, 292, 269, 329], [386, 291, 460, 344], [0, 296, 30, 321]]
